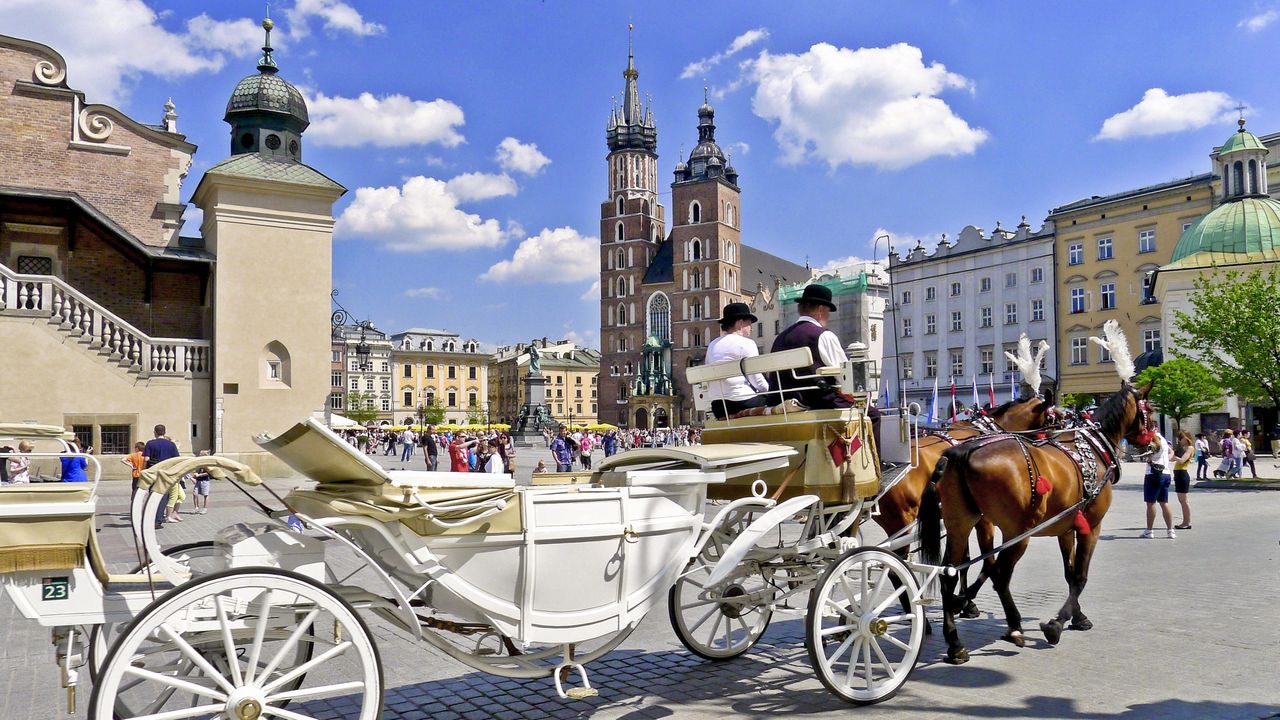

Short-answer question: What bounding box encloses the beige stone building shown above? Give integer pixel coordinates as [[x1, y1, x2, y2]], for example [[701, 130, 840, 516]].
[[490, 339, 600, 427], [390, 329, 493, 425], [0, 26, 343, 477]]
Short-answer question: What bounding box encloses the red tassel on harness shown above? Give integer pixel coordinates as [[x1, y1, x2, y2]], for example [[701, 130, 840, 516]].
[[1073, 510, 1092, 535], [1035, 475, 1051, 497]]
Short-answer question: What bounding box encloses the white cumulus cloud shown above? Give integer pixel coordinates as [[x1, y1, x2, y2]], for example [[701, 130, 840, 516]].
[[744, 42, 988, 171], [1239, 9, 1279, 31], [444, 172, 518, 202], [680, 28, 770, 80], [185, 14, 266, 58], [403, 287, 445, 299], [285, 0, 384, 38], [1095, 88, 1239, 141], [495, 137, 552, 175], [481, 227, 598, 283], [307, 92, 466, 148], [580, 280, 601, 301], [336, 175, 512, 252]]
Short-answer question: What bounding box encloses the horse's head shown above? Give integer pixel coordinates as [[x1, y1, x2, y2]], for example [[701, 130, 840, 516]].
[[1123, 383, 1157, 449], [993, 396, 1054, 432]]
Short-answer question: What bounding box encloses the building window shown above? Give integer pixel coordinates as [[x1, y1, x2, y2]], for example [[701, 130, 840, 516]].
[[403, 390, 413, 407], [950, 311, 962, 332], [1070, 288, 1085, 314], [1138, 229, 1156, 253], [100, 425, 131, 455], [980, 307, 992, 328], [617, 196, 625, 216], [902, 317, 913, 337], [380, 399, 391, 411], [1181, 222, 1192, 234], [615, 222, 624, 242], [266, 360, 280, 380], [616, 276, 627, 297], [1143, 329, 1161, 352], [15, 255, 53, 275], [1141, 273, 1157, 304], [469, 366, 477, 380], [1100, 282, 1116, 310], [690, 201, 701, 224], [1099, 343, 1113, 363], [925, 314, 936, 335], [365, 378, 374, 391], [1031, 298, 1045, 321], [902, 290, 912, 304], [469, 392, 478, 406], [616, 249, 625, 268], [426, 365, 434, 379], [1004, 347, 1017, 373], [950, 351, 964, 377], [1004, 303, 1018, 325], [1071, 337, 1089, 365], [447, 392, 457, 407], [403, 364, 412, 378], [448, 365, 456, 379], [1031, 267, 1044, 284], [979, 277, 991, 292], [332, 350, 341, 363], [902, 356, 914, 380], [648, 292, 672, 342], [1068, 242, 1083, 265], [1097, 236, 1113, 260], [980, 349, 994, 375], [381, 379, 390, 392], [350, 377, 359, 391], [331, 371, 342, 387], [950, 282, 961, 297], [330, 393, 344, 410], [925, 353, 937, 378], [1005, 272, 1017, 288], [925, 286, 936, 301]]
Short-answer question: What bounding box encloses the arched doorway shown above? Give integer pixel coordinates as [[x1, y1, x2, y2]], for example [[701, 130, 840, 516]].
[[654, 407, 669, 429], [634, 407, 649, 431]]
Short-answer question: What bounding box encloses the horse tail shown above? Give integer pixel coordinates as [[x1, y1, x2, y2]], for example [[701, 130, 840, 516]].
[[918, 452, 949, 567]]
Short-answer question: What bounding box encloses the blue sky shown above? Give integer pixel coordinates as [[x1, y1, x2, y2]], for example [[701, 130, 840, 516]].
[[5, 0, 1279, 347]]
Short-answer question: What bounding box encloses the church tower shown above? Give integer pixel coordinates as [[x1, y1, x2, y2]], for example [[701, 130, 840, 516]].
[[598, 28, 665, 427], [668, 94, 744, 420], [192, 17, 346, 469]]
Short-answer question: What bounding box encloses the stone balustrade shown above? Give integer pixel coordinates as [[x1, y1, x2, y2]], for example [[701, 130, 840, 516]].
[[0, 263, 209, 379]]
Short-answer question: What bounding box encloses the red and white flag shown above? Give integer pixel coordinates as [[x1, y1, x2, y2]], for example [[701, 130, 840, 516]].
[[949, 378, 957, 421], [988, 373, 997, 408]]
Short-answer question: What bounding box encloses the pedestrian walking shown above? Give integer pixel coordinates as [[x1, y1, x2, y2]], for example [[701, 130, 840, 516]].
[[579, 431, 593, 470], [400, 427, 415, 462], [143, 425, 180, 530], [1194, 433, 1210, 481], [423, 426, 439, 471], [551, 427, 574, 472], [1214, 429, 1236, 478], [1173, 431, 1194, 530], [1240, 431, 1258, 479], [1142, 433, 1175, 539]]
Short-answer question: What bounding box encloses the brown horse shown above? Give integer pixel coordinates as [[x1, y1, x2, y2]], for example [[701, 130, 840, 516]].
[[875, 396, 1056, 620], [918, 383, 1154, 664]]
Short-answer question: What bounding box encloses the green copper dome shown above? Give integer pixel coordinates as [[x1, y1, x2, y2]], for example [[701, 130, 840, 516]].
[[1167, 196, 1280, 268], [1216, 125, 1267, 157]]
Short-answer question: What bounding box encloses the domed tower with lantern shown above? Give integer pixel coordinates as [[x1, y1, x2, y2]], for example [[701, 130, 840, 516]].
[[191, 17, 347, 469]]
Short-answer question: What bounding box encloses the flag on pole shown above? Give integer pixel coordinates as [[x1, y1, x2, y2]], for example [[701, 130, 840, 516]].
[[949, 377, 957, 421], [1010, 373, 1018, 402], [880, 380, 890, 409], [988, 373, 996, 408], [971, 375, 980, 411], [928, 377, 939, 423]]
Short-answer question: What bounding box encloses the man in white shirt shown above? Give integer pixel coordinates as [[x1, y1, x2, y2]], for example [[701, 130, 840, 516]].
[[400, 428, 415, 462], [705, 303, 769, 419]]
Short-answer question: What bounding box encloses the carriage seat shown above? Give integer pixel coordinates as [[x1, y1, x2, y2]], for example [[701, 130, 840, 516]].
[[0, 484, 96, 575], [286, 482, 524, 538], [688, 347, 847, 418], [386, 470, 515, 490]]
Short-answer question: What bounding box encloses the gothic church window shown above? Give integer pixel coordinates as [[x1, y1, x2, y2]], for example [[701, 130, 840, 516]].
[[617, 197, 625, 216], [691, 239, 702, 260], [647, 293, 671, 342], [616, 221, 624, 242], [690, 201, 701, 224]]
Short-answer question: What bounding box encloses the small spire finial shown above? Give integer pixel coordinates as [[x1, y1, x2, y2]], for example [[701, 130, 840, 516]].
[[258, 7, 278, 73], [703, 82, 709, 104], [1235, 103, 1248, 130]]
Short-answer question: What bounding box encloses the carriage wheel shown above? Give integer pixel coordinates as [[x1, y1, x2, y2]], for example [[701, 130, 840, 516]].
[[89, 541, 230, 684], [805, 547, 924, 705], [669, 509, 776, 660], [89, 567, 382, 720]]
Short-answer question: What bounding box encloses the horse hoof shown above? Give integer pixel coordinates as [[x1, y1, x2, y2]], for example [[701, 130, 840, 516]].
[[1040, 621, 1062, 645], [945, 648, 970, 665], [1070, 617, 1093, 632], [1002, 630, 1026, 648], [960, 600, 981, 619]]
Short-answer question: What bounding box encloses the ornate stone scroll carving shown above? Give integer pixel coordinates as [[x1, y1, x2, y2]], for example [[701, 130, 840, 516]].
[[77, 108, 115, 142], [33, 59, 65, 86]]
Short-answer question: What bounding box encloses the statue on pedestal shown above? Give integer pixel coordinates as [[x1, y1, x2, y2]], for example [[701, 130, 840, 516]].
[[526, 342, 541, 377]]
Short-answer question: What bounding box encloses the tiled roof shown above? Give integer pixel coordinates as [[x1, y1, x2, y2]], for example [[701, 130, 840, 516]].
[[205, 154, 344, 191], [1050, 174, 1212, 214]]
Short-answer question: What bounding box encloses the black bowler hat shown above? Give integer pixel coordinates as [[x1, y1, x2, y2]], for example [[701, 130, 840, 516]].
[[797, 283, 837, 311], [718, 302, 758, 324]]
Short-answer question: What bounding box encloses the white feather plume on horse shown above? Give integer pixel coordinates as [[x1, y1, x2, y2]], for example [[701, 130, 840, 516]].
[[1003, 334, 1050, 396], [1088, 319, 1135, 381]]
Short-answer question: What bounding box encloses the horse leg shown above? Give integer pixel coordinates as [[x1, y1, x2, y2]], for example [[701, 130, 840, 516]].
[[940, 516, 979, 664], [960, 518, 995, 619], [1039, 532, 1077, 645], [989, 538, 1031, 647], [1069, 528, 1101, 631]]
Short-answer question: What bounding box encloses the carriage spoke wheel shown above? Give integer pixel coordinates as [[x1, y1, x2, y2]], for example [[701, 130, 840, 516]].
[[669, 510, 776, 660], [90, 568, 383, 720], [805, 547, 924, 705]]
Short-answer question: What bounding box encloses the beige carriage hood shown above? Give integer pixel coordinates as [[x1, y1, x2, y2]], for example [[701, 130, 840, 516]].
[[255, 418, 390, 486], [138, 456, 263, 495], [0, 423, 75, 441]]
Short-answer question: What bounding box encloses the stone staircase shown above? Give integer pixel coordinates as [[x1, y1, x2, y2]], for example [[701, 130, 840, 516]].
[[0, 262, 210, 379]]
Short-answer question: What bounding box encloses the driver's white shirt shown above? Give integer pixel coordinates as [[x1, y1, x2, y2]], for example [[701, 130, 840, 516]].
[[796, 315, 849, 367]]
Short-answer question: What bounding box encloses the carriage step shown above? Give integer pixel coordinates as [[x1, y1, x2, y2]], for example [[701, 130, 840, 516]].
[[915, 596, 941, 607], [565, 687, 599, 700]]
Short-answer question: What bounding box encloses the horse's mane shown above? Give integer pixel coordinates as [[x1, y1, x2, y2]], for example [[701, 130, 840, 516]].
[[1094, 386, 1134, 437], [988, 399, 1018, 417]]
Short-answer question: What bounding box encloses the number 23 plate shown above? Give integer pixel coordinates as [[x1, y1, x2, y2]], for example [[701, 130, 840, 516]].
[[41, 577, 69, 601]]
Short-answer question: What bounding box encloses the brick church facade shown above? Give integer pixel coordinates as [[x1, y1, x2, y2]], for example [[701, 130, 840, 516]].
[[596, 39, 806, 430]]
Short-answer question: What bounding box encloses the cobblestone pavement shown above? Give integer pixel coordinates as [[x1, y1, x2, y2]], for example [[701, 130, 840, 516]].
[[3, 459, 1278, 719]]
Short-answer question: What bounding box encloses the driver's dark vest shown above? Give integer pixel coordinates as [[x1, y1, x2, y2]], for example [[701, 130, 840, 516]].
[[769, 319, 830, 404]]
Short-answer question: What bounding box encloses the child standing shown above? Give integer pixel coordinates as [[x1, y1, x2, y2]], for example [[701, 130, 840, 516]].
[[192, 450, 212, 514]]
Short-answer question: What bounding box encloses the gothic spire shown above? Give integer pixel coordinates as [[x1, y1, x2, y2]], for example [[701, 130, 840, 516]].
[[622, 23, 642, 125], [606, 24, 657, 153]]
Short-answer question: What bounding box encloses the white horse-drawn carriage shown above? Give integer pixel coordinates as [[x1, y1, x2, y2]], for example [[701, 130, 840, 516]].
[[0, 346, 935, 718]]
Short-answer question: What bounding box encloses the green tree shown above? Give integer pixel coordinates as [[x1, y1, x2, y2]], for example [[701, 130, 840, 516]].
[[1173, 269, 1280, 410], [1134, 358, 1222, 431], [344, 391, 380, 425], [466, 402, 482, 425], [1060, 393, 1094, 411], [421, 399, 446, 426]]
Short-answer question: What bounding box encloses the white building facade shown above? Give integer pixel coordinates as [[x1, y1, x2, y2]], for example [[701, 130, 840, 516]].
[[885, 221, 1057, 414]]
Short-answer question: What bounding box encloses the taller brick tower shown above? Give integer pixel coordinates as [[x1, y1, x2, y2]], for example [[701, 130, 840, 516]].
[[598, 28, 665, 427]]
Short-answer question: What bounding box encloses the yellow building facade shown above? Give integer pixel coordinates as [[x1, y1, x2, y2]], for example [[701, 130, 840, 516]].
[[1047, 178, 1214, 397], [389, 330, 491, 425], [489, 340, 601, 427]]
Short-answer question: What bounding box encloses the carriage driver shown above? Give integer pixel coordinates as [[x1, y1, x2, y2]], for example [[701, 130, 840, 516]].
[[705, 302, 770, 419], [770, 283, 882, 450]]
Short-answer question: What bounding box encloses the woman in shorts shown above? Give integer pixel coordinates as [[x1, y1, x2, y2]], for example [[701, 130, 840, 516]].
[[192, 463, 211, 515], [1141, 433, 1175, 539], [1172, 431, 1194, 529]]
